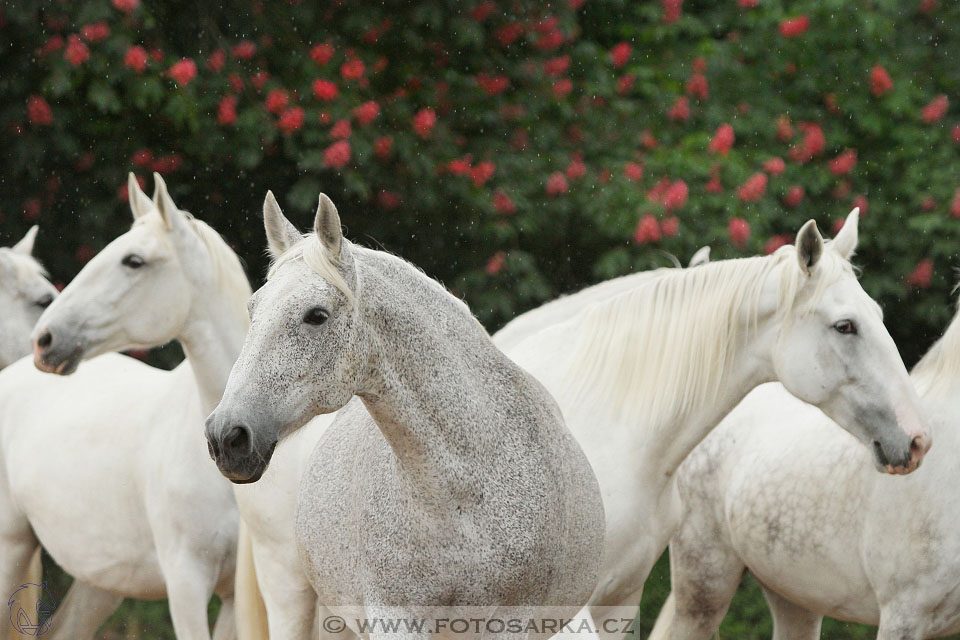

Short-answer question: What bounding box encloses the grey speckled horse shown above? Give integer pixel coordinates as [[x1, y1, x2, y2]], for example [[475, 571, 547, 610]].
[[206, 193, 605, 638]]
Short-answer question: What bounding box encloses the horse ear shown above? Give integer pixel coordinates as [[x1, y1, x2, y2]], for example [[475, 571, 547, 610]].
[[795, 219, 824, 275], [152, 173, 188, 233], [313, 193, 342, 259], [688, 246, 711, 268], [263, 191, 301, 258], [127, 173, 152, 220], [11, 225, 38, 256], [830, 208, 860, 260]]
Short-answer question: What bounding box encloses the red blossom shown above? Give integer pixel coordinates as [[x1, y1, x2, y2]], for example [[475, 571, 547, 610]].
[[495, 23, 524, 47], [374, 136, 393, 160], [323, 140, 351, 168], [251, 71, 270, 91], [546, 172, 568, 195], [39, 36, 64, 56], [341, 58, 365, 81], [23, 198, 41, 222], [920, 0, 938, 15], [353, 101, 380, 125], [692, 57, 707, 73], [477, 73, 510, 96], [277, 106, 305, 135], [661, 216, 679, 237], [829, 149, 857, 175], [738, 0, 759, 8], [151, 154, 182, 174], [951, 189, 960, 218], [952, 125, 960, 144], [131, 149, 152, 167], [708, 123, 735, 155], [764, 234, 790, 254], [784, 185, 805, 207], [729, 218, 751, 247], [229, 73, 244, 92], [852, 195, 869, 215], [610, 42, 632, 68], [205, 49, 225, 72], [624, 162, 644, 181], [552, 78, 573, 98], [217, 95, 237, 125], [27, 95, 53, 126], [311, 43, 334, 65], [617, 74, 635, 94], [471, 161, 496, 186], [64, 35, 90, 66], [265, 89, 289, 114], [640, 130, 658, 149], [81, 22, 110, 43], [566, 157, 587, 180], [377, 190, 401, 211], [493, 191, 516, 214], [448, 157, 471, 176], [921, 196, 937, 211], [535, 30, 564, 51], [648, 179, 688, 211], [232, 41, 256, 60], [112, 0, 139, 13], [662, 0, 683, 24], [634, 214, 661, 244], [763, 157, 786, 175], [706, 173, 723, 194], [737, 172, 767, 202], [922, 94, 949, 123], [686, 73, 709, 100], [125, 46, 148, 72], [471, 1, 496, 22], [779, 16, 810, 38], [486, 251, 507, 275], [312, 79, 338, 102], [330, 118, 351, 139], [789, 122, 825, 163], [668, 96, 690, 122], [413, 108, 437, 138], [906, 259, 933, 288], [168, 59, 197, 86], [544, 56, 570, 76], [870, 65, 893, 97], [776, 115, 794, 142], [76, 245, 95, 265]]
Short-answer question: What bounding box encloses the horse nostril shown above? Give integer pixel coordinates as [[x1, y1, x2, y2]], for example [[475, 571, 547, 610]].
[[222, 425, 251, 457], [36, 330, 53, 350]]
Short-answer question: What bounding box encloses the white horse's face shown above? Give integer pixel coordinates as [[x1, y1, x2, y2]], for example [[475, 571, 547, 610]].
[[0, 228, 57, 368], [769, 213, 929, 475], [32, 175, 197, 375], [206, 192, 364, 483]]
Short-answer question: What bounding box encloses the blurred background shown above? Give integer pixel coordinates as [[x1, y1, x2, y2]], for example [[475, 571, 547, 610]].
[[2, 0, 959, 637]]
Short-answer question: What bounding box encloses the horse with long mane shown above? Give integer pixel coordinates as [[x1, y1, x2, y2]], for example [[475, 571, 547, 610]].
[[0, 174, 248, 639], [206, 192, 606, 638], [651, 288, 960, 640], [496, 209, 927, 637]]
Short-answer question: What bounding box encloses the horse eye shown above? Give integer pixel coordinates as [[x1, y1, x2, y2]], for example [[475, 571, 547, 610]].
[[35, 293, 54, 309], [834, 319, 857, 335], [122, 254, 145, 269], [303, 307, 329, 326]]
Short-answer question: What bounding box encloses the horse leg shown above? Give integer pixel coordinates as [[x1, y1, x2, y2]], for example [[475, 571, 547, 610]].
[[159, 551, 219, 640], [252, 543, 316, 640], [760, 584, 822, 640], [45, 581, 123, 640], [212, 593, 236, 640], [875, 604, 924, 640]]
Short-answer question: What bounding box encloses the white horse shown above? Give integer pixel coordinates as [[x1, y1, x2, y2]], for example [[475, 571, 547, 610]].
[[497, 209, 928, 636], [0, 225, 57, 368], [207, 192, 606, 639], [650, 294, 960, 640], [0, 174, 249, 639], [230, 239, 712, 640]]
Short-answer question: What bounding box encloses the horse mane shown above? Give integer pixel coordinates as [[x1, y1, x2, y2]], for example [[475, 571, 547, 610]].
[[911, 296, 960, 397], [268, 234, 356, 306], [559, 245, 853, 428], [134, 212, 252, 313]]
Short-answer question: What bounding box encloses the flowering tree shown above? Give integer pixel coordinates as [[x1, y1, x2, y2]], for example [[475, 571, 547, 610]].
[[3, 0, 960, 363]]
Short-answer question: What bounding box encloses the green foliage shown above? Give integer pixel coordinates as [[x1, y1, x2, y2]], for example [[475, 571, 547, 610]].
[[5, 0, 960, 636]]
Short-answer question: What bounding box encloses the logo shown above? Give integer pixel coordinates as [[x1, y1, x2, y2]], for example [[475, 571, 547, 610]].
[[7, 583, 56, 636]]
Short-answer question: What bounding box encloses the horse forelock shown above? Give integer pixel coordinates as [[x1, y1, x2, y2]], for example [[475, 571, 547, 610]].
[[558, 245, 854, 428]]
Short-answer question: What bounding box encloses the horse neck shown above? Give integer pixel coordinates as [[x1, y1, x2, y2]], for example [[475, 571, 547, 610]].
[[354, 252, 519, 496], [911, 306, 960, 438], [176, 262, 250, 415]]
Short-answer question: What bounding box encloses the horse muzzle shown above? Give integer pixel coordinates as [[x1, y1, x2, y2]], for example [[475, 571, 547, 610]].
[[31, 327, 84, 376]]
